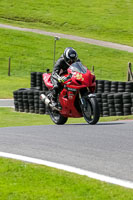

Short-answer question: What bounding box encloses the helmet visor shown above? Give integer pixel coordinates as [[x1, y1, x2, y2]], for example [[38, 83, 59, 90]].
[[67, 57, 77, 64]]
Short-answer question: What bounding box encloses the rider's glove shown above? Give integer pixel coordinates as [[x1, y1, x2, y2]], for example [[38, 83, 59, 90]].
[[58, 76, 66, 83]]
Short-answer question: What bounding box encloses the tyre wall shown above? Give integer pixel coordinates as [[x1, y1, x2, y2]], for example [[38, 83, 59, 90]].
[[13, 72, 133, 116], [13, 89, 46, 114], [95, 80, 133, 116]]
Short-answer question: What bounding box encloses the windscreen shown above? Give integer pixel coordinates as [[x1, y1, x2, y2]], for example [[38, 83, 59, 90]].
[[69, 62, 87, 74]]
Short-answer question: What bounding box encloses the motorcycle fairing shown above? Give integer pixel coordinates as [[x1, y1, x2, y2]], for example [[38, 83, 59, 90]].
[[59, 88, 82, 118], [42, 73, 53, 89]]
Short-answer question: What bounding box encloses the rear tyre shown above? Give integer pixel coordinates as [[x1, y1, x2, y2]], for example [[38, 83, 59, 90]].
[[49, 108, 68, 125], [82, 97, 100, 125]]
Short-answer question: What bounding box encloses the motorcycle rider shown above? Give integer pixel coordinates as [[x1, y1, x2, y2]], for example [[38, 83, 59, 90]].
[[51, 47, 79, 106]]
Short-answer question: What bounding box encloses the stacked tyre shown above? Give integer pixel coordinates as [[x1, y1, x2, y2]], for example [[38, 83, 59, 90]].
[[13, 90, 19, 111], [104, 80, 111, 93], [18, 90, 24, 112], [131, 93, 133, 115], [36, 72, 43, 91], [125, 82, 133, 93], [118, 82, 125, 93], [31, 72, 44, 91], [102, 93, 109, 116], [110, 81, 118, 93], [31, 72, 36, 88], [34, 90, 40, 114], [122, 93, 131, 115], [23, 90, 29, 113], [108, 94, 115, 116], [95, 80, 97, 93], [28, 90, 34, 113], [96, 80, 104, 93], [96, 93, 103, 116], [114, 93, 123, 116]]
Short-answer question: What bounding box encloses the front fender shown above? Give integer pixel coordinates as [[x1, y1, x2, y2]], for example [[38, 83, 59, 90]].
[[88, 94, 96, 98]]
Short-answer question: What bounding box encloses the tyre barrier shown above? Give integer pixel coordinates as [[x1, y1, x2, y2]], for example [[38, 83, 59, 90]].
[[13, 72, 133, 117], [13, 88, 46, 114], [96, 92, 133, 117], [30, 72, 46, 91], [95, 80, 133, 93], [95, 80, 133, 116]]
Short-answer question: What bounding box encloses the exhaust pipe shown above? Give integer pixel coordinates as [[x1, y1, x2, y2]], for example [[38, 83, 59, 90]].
[[40, 94, 60, 111], [40, 94, 50, 106]]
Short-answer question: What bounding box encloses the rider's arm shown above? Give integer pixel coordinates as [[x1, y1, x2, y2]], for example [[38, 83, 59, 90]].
[[53, 56, 64, 74], [77, 58, 81, 62], [53, 61, 61, 75], [52, 57, 64, 82], [53, 56, 68, 77]]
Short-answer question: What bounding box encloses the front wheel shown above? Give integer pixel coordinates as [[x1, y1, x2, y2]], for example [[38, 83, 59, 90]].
[[49, 108, 68, 125], [82, 97, 100, 125]]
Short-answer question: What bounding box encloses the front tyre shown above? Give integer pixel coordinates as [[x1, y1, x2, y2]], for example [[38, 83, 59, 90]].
[[49, 108, 68, 125], [82, 97, 100, 125]]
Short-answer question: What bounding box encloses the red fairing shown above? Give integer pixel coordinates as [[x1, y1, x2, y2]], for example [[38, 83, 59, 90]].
[[42, 73, 53, 89], [66, 67, 96, 92], [59, 89, 82, 118]]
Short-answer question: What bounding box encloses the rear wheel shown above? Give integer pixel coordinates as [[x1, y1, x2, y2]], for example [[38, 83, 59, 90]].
[[49, 108, 68, 125], [82, 97, 100, 125]]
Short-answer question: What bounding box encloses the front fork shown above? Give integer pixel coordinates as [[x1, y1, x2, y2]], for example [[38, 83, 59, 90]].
[[79, 88, 96, 112], [79, 91, 87, 112]]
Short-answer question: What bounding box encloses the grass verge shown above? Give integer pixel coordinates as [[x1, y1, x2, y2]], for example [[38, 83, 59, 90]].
[[0, 107, 133, 128], [0, 0, 133, 46], [0, 28, 133, 98], [0, 157, 133, 200]]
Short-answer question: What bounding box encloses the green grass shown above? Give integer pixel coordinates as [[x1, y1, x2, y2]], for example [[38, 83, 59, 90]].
[[1, 23, 133, 196], [0, 0, 133, 46], [0, 1, 133, 198], [0, 107, 133, 128], [0, 28, 133, 98], [0, 157, 133, 200], [0, 76, 30, 98], [0, 108, 55, 127]]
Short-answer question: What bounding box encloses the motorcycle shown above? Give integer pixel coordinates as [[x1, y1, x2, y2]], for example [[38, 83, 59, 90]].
[[40, 61, 100, 125]]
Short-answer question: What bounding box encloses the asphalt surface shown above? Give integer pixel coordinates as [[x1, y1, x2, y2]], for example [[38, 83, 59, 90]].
[[0, 121, 133, 182], [1, 24, 133, 52], [0, 99, 14, 107]]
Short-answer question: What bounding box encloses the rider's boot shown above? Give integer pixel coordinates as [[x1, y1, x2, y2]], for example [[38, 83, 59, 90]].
[[51, 96, 58, 107], [51, 88, 58, 107]]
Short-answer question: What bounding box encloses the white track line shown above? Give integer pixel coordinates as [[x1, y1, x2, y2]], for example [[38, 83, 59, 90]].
[[0, 152, 133, 189], [0, 106, 14, 108], [0, 99, 13, 101]]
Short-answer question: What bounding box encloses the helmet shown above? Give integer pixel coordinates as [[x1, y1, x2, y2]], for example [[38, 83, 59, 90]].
[[63, 47, 78, 65]]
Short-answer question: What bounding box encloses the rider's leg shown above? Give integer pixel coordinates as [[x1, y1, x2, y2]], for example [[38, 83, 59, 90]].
[[51, 78, 60, 106], [52, 85, 59, 101]]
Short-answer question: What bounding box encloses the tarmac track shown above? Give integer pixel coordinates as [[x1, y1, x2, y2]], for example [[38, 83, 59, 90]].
[[0, 120, 133, 183], [0, 99, 14, 107]]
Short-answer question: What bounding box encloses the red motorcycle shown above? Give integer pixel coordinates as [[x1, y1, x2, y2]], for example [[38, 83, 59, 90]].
[[41, 62, 100, 125]]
